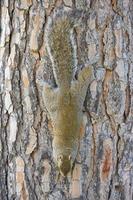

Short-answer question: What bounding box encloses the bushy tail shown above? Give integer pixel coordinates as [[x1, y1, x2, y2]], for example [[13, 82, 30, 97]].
[[45, 12, 76, 89]]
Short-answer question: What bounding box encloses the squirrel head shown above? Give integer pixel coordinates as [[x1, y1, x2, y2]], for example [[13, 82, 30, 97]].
[[57, 154, 72, 177]]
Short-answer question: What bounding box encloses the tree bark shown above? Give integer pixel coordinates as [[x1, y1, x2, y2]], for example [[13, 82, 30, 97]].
[[0, 0, 132, 200]]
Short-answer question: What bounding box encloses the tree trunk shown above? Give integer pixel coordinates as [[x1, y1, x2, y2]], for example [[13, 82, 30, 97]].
[[0, 0, 132, 199]]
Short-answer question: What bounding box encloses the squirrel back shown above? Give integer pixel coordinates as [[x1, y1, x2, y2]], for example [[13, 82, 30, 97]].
[[45, 10, 77, 89]]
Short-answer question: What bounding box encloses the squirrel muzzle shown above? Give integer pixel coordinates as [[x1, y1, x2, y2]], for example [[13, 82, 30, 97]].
[[57, 154, 72, 177]]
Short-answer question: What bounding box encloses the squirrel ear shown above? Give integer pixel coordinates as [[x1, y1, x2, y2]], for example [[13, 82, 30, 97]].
[[69, 155, 72, 160]]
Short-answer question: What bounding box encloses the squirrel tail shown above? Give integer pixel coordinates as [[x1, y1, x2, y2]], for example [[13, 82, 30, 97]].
[[45, 11, 77, 89]]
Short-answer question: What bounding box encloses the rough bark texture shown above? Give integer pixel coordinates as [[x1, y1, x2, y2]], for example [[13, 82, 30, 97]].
[[0, 0, 132, 200]]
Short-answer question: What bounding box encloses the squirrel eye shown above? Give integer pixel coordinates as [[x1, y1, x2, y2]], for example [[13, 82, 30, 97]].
[[58, 155, 63, 160]]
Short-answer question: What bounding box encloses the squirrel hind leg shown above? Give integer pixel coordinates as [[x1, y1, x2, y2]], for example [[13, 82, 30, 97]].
[[78, 65, 94, 86], [42, 82, 59, 115], [70, 65, 94, 103], [78, 65, 95, 100]]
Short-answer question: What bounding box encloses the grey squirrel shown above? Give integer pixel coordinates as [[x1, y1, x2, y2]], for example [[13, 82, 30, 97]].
[[41, 8, 94, 177]]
